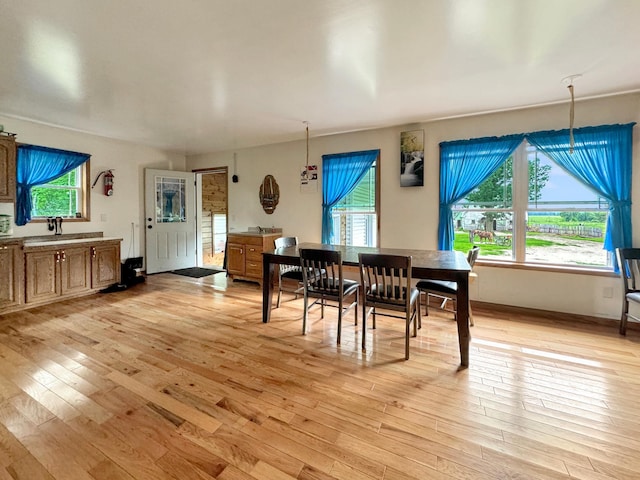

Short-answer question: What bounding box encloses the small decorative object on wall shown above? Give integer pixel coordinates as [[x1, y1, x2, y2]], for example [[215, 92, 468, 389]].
[[300, 164, 318, 193], [400, 130, 424, 187], [259, 174, 280, 214]]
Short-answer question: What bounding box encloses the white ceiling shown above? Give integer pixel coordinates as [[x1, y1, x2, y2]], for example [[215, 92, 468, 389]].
[[1, 0, 639, 155]]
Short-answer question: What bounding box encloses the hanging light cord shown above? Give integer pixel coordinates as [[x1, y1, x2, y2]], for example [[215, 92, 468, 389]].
[[305, 121, 309, 171], [568, 83, 575, 154]]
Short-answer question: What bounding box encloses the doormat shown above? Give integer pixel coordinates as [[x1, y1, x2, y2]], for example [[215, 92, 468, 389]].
[[170, 267, 225, 278]]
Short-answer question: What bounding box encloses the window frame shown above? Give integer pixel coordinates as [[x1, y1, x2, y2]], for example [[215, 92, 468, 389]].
[[30, 160, 91, 222], [330, 160, 380, 248]]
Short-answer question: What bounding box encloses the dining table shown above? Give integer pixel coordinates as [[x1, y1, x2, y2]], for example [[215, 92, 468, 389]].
[[262, 243, 472, 367]]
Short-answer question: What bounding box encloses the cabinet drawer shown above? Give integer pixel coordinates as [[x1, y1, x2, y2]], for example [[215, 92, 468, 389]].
[[245, 260, 263, 277], [246, 246, 263, 260]]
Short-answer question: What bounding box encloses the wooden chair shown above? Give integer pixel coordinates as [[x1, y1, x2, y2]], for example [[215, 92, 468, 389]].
[[358, 253, 421, 360], [299, 248, 359, 344], [416, 246, 479, 326], [615, 247, 640, 335], [274, 236, 303, 307]]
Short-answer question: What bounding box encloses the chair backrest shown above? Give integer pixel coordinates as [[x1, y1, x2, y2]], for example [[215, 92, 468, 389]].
[[616, 248, 640, 293], [275, 236, 298, 249], [359, 253, 412, 308], [299, 248, 344, 297], [276, 237, 299, 274], [467, 246, 480, 268]]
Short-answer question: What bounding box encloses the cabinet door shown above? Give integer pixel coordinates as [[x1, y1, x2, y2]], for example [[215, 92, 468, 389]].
[[60, 247, 91, 296], [226, 243, 245, 275], [91, 243, 121, 288], [0, 137, 16, 203], [25, 250, 59, 303], [0, 243, 22, 309]]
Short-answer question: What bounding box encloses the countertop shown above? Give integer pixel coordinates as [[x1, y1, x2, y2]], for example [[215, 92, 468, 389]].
[[0, 232, 121, 247], [228, 230, 282, 237], [23, 237, 122, 248]]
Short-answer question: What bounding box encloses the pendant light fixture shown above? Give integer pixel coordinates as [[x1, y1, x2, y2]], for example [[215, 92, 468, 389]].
[[562, 74, 582, 154]]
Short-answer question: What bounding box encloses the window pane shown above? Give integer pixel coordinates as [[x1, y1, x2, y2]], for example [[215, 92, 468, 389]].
[[31, 167, 82, 218], [155, 177, 186, 223], [455, 157, 513, 209], [332, 213, 377, 247], [335, 164, 375, 213], [453, 210, 513, 259], [527, 148, 607, 210], [526, 211, 608, 266]]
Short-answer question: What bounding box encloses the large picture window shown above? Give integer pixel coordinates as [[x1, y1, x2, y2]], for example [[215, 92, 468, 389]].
[[452, 143, 610, 267], [439, 123, 634, 271]]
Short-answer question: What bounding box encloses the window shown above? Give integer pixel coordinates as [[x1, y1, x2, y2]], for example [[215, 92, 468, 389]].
[[31, 162, 89, 220], [15, 144, 91, 225], [331, 162, 378, 247], [321, 149, 380, 246], [452, 142, 610, 267]]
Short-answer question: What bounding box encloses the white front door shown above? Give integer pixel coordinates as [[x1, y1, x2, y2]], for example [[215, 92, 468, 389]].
[[144, 169, 196, 274]]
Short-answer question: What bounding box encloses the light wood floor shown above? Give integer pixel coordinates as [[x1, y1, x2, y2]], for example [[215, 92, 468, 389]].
[[0, 273, 639, 480]]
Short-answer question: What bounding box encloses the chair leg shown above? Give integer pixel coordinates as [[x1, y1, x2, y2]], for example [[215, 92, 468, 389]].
[[302, 293, 309, 335], [405, 311, 410, 360], [469, 302, 475, 327], [620, 299, 628, 335], [337, 299, 343, 345], [276, 276, 282, 308], [361, 299, 367, 352]]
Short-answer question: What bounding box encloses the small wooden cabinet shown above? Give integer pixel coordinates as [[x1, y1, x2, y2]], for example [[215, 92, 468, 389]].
[[227, 232, 280, 284], [0, 241, 23, 309], [24, 239, 121, 306], [0, 135, 16, 203]]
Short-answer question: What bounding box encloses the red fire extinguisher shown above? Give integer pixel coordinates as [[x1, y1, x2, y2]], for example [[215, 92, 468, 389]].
[[103, 170, 114, 196], [91, 170, 115, 196]]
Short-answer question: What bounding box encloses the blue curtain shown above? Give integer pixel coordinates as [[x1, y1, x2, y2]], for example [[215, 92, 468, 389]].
[[16, 144, 90, 225], [527, 123, 635, 264], [438, 135, 524, 250], [321, 149, 379, 244]]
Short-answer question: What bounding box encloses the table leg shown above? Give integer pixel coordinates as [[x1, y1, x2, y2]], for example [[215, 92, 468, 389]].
[[262, 258, 275, 323], [455, 272, 470, 367]]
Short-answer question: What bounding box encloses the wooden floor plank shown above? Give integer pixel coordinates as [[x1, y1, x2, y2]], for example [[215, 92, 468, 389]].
[[0, 273, 639, 479]]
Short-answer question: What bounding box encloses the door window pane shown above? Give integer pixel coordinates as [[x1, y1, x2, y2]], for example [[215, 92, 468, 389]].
[[155, 177, 186, 223]]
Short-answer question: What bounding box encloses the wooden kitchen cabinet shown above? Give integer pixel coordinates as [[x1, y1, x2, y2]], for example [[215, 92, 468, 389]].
[[91, 242, 121, 288], [0, 135, 16, 203], [0, 241, 23, 309], [226, 232, 280, 284], [24, 247, 92, 304], [24, 239, 121, 306]]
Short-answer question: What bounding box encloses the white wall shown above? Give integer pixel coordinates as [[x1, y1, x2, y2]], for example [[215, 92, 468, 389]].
[[186, 93, 640, 320], [0, 115, 186, 260]]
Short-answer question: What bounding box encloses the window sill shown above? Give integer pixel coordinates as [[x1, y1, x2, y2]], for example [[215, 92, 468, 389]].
[[31, 217, 90, 223], [475, 259, 617, 278]]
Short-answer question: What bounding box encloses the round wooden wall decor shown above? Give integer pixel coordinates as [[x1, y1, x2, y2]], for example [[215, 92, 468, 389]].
[[259, 174, 279, 214]]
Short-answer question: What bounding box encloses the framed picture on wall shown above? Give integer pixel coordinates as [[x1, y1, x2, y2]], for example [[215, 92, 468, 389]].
[[400, 130, 424, 187]]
